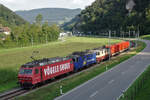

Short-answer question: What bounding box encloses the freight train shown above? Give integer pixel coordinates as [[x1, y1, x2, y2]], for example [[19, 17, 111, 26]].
[[18, 41, 132, 88]]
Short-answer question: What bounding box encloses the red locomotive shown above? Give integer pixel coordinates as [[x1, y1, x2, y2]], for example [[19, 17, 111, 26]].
[[18, 57, 74, 88]]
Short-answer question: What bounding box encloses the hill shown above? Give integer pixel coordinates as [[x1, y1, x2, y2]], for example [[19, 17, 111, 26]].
[[15, 8, 81, 25], [70, 0, 150, 35], [0, 4, 27, 27]]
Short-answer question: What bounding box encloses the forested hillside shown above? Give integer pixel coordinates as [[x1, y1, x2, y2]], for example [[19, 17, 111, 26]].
[[0, 5, 60, 49], [68, 0, 150, 35], [0, 4, 27, 27], [16, 8, 81, 25]]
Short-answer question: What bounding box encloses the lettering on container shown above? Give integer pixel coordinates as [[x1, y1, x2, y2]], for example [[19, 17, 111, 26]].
[[44, 63, 70, 76]]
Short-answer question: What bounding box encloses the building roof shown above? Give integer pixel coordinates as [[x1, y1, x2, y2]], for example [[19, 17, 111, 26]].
[[0, 27, 11, 32], [3, 27, 11, 32]]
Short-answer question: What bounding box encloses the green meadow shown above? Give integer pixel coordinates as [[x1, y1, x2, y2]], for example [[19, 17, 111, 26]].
[[0, 37, 121, 93]]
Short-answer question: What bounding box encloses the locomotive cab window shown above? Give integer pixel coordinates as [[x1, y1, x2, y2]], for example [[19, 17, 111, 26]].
[[96, 52, 99, 55], [19, 69, 32, 75], [73, 58, 76, 62], [35, 69, 39, 74], [76, 58, 79, 62]]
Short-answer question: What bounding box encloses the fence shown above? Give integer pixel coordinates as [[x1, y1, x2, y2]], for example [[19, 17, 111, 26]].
[[119, 66, 150, 100]]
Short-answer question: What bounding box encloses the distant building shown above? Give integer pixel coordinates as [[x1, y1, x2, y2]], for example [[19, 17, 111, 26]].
[[0, 28, 3, 33], [59, 32, 72, 38], [59, 32, 67, 37], [0, 27, 11, 35]]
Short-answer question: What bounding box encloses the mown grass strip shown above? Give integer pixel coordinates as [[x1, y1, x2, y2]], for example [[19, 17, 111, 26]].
[[141, 35, 150, 40], [135, 65, 150, 100], [16, 41, 146, 100]]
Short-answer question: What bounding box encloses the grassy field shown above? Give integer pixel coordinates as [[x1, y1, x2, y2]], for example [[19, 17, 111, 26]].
[[141, 35, 150, 40], [119, 65, 150, 100], [16, 41, 146, 100], [135, 65, 150, 100], [0, 37, 122, 93], [133, 35, 150, 100]]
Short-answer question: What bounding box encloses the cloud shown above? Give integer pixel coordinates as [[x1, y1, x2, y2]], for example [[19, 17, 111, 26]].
[[4, 0, 15, 3], [73, 0, 84, 4], [0, 0, 95, 11]]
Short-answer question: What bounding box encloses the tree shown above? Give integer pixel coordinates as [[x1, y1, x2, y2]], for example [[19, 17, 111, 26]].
[[35, 14, 43, 25]]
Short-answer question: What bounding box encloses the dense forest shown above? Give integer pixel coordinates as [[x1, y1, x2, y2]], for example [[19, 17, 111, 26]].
[[0, 5, 60, 48], [65, 0, 150, 36]]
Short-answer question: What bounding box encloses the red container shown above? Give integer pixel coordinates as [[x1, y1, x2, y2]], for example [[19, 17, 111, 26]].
[[106, 41, 130, 56], [42, 59, 74, 81]]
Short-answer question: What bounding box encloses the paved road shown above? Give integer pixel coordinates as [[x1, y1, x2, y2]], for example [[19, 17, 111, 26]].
[[55, 40, 150, 100]]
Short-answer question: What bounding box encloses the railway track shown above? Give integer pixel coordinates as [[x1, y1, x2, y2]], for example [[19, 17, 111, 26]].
[[0, 49, 132, 100], [0, 88, 28, 100], [0, 62, 101, 100]]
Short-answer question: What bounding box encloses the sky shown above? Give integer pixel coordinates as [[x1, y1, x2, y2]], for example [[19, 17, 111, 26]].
[[0, 0, 95, 11]]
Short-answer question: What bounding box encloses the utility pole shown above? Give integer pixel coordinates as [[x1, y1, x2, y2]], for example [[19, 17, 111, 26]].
[[129, 30, 131, 49], [31, 35, 33, 46], [109, 30, 111, 61], [123, 31, 124, 40], [133, 31, 137, 48], [46, 34, 48, 44], [129, 30, 131, 39], [138, 25, 140, 41], [114, 30, 116, 38]]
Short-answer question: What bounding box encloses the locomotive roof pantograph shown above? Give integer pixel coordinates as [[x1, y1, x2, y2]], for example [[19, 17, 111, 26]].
[[22, 57, 71, 68]]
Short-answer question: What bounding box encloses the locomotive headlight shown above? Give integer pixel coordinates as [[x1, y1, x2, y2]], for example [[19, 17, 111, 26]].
[[28, 78, 32, 81], [19, 78, 22, 80]]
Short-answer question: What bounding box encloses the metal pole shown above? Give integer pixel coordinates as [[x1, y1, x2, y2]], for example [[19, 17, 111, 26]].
[[109, 30, 111, 61], [129, 30, 131, 49], [60, 85, 63, 95], [138, 25, 140, 41], [134, 31, 137, 48], [31, 35, 33, 46], [106, 65, 108, 71], [123, 31, 124, 40], [46, 34, 48, 44], [129, 30, 130, 39], [114, 30, 116, 38]]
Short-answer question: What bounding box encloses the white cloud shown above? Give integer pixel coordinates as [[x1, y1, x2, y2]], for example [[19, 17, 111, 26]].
[[73, 0, 84, 4], [0, 0, 95, 10], [0, 0, 95, 11], [4, 0, 15, 3]]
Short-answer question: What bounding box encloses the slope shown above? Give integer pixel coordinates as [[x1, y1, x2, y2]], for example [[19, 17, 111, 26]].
[[15, 8, 81, 25], [0, 4, 27, 27]]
